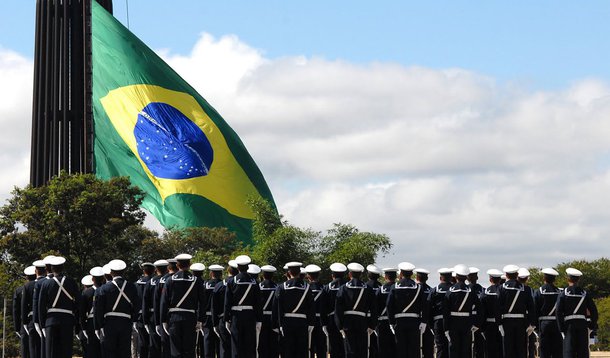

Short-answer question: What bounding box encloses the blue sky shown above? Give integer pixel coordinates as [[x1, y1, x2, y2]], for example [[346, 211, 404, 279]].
[[2, 1, 610, 88]]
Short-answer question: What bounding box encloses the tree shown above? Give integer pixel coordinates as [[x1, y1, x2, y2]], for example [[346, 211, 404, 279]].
[[527, 258, 610, 298]]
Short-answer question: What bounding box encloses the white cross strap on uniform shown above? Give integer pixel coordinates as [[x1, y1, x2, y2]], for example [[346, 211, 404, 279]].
[[292, 284, 310, 314], [314, 290, 324, 302], [402, 284, 421, 313], [457, 289, 470, 312], [263, 292, 274, 311], [111, 280, 132, 312], [238, 282, 253, 306], [51, 277, 74, 309], [174, 278, 197, 310], [573, 293, 586, 315], [508, 289, 520, 314]]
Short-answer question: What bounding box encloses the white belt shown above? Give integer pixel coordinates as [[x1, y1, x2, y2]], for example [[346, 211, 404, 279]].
[[450, 312, 470, 317], [169, 308, 196, 314], [378, 316, 388, 321], [486, 318, 496, 323], [285, 313, 307, 319], [539, 316, 556, 321], [138, 309, 142, 314], [564, 314, 586, 321], [433, 315, 443, 321], [206, 312, 212, 316], [328, 311, 335, 316], [502, 313, 525, 319], [231, 305, 253, 311], [263, 311, 272, 315], [149, 308, 154, 312], [104, 312, 131, 319], [48, 308, 73, 315], [344, 310, 367, 317], [395, 312, 420, 319], [316, 313, 321, 317]]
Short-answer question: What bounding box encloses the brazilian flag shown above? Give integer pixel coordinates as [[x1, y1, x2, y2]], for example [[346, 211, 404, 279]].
[[91, 1, 275, 241]]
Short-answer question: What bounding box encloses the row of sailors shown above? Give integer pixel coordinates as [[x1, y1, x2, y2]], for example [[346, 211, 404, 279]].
[[11, 254, 598, 358]]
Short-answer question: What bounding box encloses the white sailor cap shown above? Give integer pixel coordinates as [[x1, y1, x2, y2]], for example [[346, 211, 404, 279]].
[[285, 262, 302, 269], [235, 255, 251, 266], [503, 264, 519, 274], [518, 268, 530, 278], [175, 254, 192, 261], [541, 268, 559, 276], [90, 266, 105, 277], [33, 260, 45, 268], [248, 264, 261, 275], [24, 266, 36, 276], [81, 275, 93, 286], [102, 264, 111, 275], [228, 260, 238, 269], [49, 256, 66, 266], [486, 269, 503, 278], [108, 259, 127, 271], [209, 264, 224, 271], [453, 264, 470, 276], [330, 263, 347, 273], [469, 267, 480, 274], [300, 267, 306, 274], [501, 274, 506, 280], [305, 264, 321, 273], [438, 267, 453, 274], [366, 265, 382, 275], [414, 268, 430, 275], [566, 268, 583, 277], [191, 263, 205, 272], [282, 264, 288, 270], [347, 263, 365, 272], [141, 262, 154, 268], [398, 262, 415, 272], [42, 255, 56, 265], [167, 259, 178, 264], [261, 265, 277, 273], [154, 259, 169, 267], [382, 267, 399, 273]]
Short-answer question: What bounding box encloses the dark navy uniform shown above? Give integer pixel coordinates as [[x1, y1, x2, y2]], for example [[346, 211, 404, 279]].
[[224, 272, 262, 358], [212, 278, 232, 358], [335, 278, 377, 358], [321, 277, 347, 358], [480, 284, 502, 358], [366, 278, 381, 358], [428, 281, 452, 358], [468, 283, 485, 358], [160, 270, 205, 358], [203, 277, 222, 358], [443, 282, 482, 358], [94, 276, 140, 358], [534, 284, 562, 358], [80, 285, 102, 358], [259, 278, 279, 358], [375, 282, 395, 358], [13, 284, 29, 358], [32, 274, 52, 358], [273, 278, 315, 358], [308, 280, 326, 358], [37, 274, 81, 358], [143, 274, 163, 358], [496, 279, 536, 358], [23, 276, 44, 357], [387, 277, 428, 358], [523, 284, 537, 358], [417, 282, 434, 358], [136, 275, 152, 358], [556, 286, 597, 358], [155, 272, 173, 358]]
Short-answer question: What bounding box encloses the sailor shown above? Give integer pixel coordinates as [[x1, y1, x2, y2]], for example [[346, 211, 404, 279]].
[[37, 256, 81, 358], [335, 262, 377, 358], [212, 261, 238, 358], [102, 264, 112, 283], [224, 255, 262, 358], [534, 268, 562, 358], [93, 259, 140, 358], [376, 267, 397, 358], [300, 267, 307, 280], [442, 264, 482, 358], [556, 268, 598, 358], [414, 268, 434, 358], [428, 268, 453, 358], [321, 263, 348, 358], [468, 267, 485, 358], [24, 260, 46, 358], [14, 266, 35, 358], [80, 267, 105, 358], [143, 259, 169, 358], [386, 262, 427, 358], [273, 262, 315, 358], [160, 253, 205, 358], [191, 262, 206, 358], [32, 255, 55, 358], [136, 262, 155, 358], [78, 275, 94, 356], [259, 265, 279, 358], [203, 264, 224, 358], [496, 264, 536, 358], [479, 269, 503, 358], [248, 264, 262, 281], [365, 265, 382, 358], [518, 268, 537, 358], [305, 264, 326, 358], [155, 258, 178, 358]]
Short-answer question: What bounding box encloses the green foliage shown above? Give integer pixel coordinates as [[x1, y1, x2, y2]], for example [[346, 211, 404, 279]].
[[594, 296, 610, 350], [527, 258, 610, 298]]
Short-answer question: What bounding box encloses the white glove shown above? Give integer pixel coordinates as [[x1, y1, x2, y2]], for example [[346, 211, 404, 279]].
[[419, 322, 427, 334], [213, 327, 221, 338], [367, 327, 374, 336], [196, 321, 203, 332], [340, 329, 346, 339], [95, 329, 103, 341], [155, 325, 163, 337], [163, 322, 169, 336], [145, 325, 151, 335], [133, 322, 139, 334], [280, 327, 285, 336], [322, 326, 329, 337], [561, 332, 565, 339], [309, 326, 315, 334], [498, 325, 505, 337], [23, 325, 29, 335], [41, 328, 46, 338], [225, 321, 231, 334], [82, 330, 89, 340], [471, 326, 479, 333], [390, 324, 396, 335], [256, 322, 262, 331], [526, 325, 535, 336], [34, 323, 42, 337], [445, 331, 451, 344], [272, 328, 280, 334]]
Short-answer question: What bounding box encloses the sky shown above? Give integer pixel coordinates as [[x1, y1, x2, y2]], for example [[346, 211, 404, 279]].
[[2, 1, 610, 274]]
